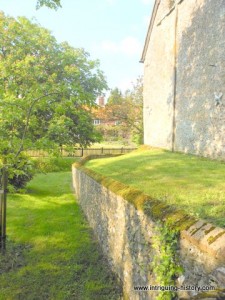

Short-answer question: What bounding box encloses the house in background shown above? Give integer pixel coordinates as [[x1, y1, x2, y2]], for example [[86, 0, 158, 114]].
[[92, 96, 105, 125], [141, 0, 225, 160], [92, 96, 131, 143], [92, 96, 121, 127]]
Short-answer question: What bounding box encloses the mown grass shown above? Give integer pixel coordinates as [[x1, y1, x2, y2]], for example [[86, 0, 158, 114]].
[[0, 170, 121, 299], [86, 148, 225, 227], [90, 142, 136, 148]]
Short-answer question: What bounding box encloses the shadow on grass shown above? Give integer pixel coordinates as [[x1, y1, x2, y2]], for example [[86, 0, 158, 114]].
[[0, 172, 122, 300]]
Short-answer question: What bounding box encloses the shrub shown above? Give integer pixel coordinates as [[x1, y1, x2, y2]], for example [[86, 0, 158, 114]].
[[33, 157, 77, 173], [7, 154, 35, 191]]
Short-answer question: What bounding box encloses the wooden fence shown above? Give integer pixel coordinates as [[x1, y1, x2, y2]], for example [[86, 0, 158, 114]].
[[25, 147, 137, 158]]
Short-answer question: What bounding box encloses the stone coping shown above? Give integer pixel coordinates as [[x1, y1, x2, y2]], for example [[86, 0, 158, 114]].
[[181, 220, 225, 262]]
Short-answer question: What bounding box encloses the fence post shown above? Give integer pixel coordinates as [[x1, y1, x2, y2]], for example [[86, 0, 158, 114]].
[[60, 145, 63, 156], [81, 148, 84, 157], [0, 167, 7, 252], [0, 184, 2, 244], [101, 147, 104, 154]]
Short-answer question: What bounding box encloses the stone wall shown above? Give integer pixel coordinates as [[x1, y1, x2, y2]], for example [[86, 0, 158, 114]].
[[143, 0, 175, 150], [143, 0, 225, 160], [72, 160, 225, 300]]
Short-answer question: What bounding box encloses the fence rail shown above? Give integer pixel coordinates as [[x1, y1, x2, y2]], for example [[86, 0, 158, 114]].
[[25, 147, 137, 158]]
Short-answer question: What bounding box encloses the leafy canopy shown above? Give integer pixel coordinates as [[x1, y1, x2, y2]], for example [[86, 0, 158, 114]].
[[36, 0, 61, 10], [0, 12, 106, 160], [105, 77, 143, 144], [0, 11, 107, 189]]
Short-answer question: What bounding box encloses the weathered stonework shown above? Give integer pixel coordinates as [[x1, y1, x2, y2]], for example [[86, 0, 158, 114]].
[[142, 0, 225, 160], [72, 161, 225, 300]]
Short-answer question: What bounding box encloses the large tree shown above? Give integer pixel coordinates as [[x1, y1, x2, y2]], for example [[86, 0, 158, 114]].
[[107, 88, 123, 105], [0, 12, 106, 161], [104, 77, 143, 144]]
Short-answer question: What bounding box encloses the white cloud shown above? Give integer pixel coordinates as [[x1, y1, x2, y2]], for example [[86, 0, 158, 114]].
[[100, 36, 142, 56]]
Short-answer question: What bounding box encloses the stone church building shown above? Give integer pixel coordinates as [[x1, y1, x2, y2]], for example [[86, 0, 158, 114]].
[[141, 0, 225, 160]]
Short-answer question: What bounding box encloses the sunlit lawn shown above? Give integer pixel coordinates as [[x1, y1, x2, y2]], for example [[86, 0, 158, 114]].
[[86, 148, 225, 227], [0, 171, 121, 300], [90, 142, 136, 148]]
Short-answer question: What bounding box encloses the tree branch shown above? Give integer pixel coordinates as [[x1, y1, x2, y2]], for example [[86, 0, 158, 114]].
[[15, 92, 61, 158]]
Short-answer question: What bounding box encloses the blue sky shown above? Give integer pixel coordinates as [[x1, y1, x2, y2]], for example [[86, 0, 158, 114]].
[[0, 0, 154, 93]]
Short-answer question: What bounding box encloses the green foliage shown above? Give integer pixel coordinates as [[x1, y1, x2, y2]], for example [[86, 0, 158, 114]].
[[0, 12, 107, 187], [36, 0, 61, 10], [7, 154, 35, 192], [102, 77, 143, 145], [0, 12, 107, 162], [132, 131, 144, 146], [107, 87, 123, 105], [0, 172, 122, 299], [97, 124, 129, 144], [152, 222, 182, 300], [33, 157, 78, 173], [47, 108, 102, 148]]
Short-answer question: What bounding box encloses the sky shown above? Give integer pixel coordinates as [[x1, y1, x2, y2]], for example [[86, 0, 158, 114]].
[[0, 0, 154, 94]]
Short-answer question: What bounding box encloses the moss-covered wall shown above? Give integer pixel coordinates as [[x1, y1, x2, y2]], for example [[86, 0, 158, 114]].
[[72, 156, 225, 299]]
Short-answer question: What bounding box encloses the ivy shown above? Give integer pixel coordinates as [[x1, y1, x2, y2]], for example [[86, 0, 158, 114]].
[[151, 222, 183, 300]]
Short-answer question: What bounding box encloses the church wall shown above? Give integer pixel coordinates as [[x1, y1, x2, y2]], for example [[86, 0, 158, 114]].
[[143, 0, 225, 159]]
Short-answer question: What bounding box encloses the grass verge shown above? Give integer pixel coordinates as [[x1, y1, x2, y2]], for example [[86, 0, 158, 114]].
[[85, 147, 225, 227], [0, 171, 121, 300], [32, 157, 78, 173]]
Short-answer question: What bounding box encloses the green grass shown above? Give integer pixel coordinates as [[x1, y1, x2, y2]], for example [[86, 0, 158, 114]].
[[90, 142, 136, 148], [86, 148, 225, 227], [0, 171, 121, 300], [33, 157, 78, 173]]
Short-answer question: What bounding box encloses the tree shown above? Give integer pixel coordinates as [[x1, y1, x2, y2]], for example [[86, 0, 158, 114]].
[[0, 12, 106, 187], [105, 77, 143, 144], [107, 88, 123, 105], [124, 76, 144, 144], [36, 0, 61, 10]]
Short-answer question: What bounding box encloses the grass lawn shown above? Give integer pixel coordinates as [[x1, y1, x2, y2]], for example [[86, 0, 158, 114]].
[[86, 147, 225, 228], [0, 171, 121, 300], [90, 142, 136, 148]]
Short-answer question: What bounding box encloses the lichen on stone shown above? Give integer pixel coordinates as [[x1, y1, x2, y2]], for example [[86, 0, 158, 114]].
[[204, 226, 216, 235], [190, 223, 208, 236], [207, 231, 225, 245]]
